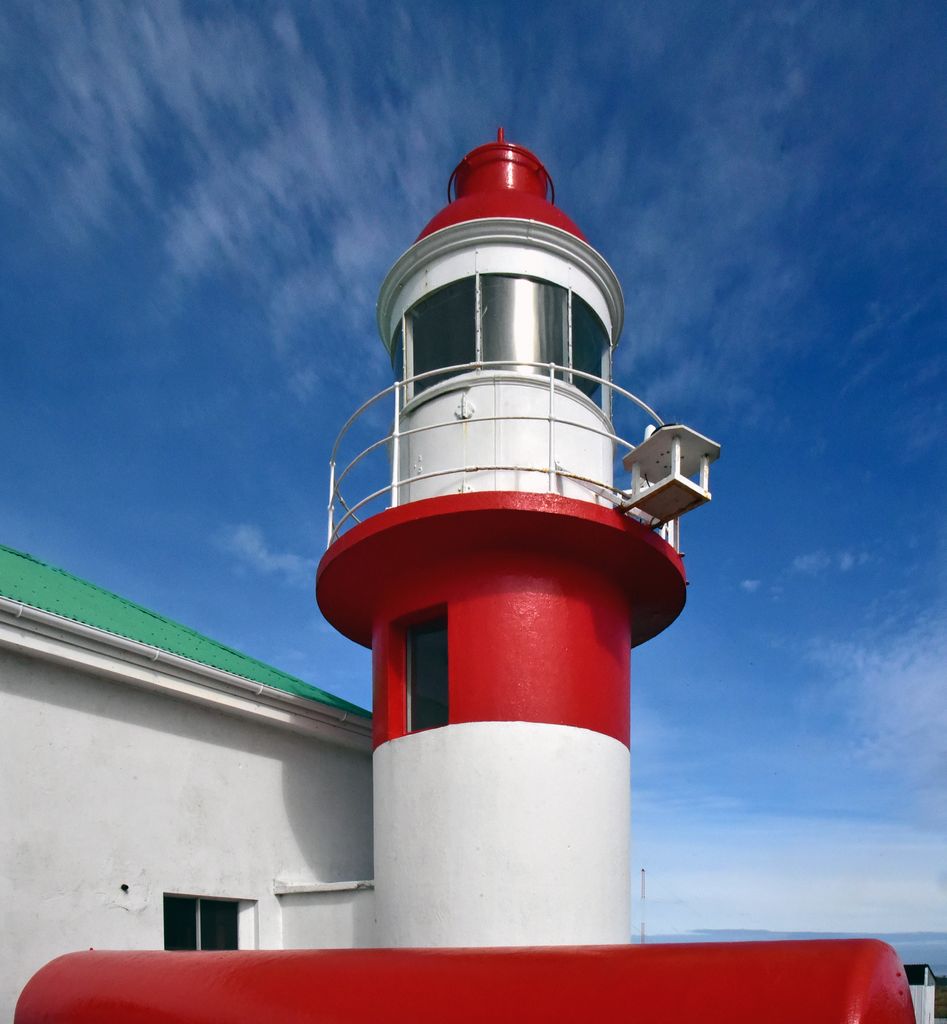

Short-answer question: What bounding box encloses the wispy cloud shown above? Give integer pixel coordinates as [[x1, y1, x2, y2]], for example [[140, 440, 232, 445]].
[[814, 610, 947, 827], [791, 551, 832, 575], [792, 549, 868, 575], [3, 1, 942, 425], [604, 6, 946, 420], [740, 579, 761, 593], [0, 2, 509, 393], [837, 550, 869, 572], [219, 523, 311, 587]]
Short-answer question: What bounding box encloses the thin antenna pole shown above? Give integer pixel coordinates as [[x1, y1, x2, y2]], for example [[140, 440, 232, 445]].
[[640, 868, 646, 945]]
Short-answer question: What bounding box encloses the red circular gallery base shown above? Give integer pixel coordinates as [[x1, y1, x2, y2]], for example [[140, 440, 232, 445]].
[[317, 492, 686, 749]]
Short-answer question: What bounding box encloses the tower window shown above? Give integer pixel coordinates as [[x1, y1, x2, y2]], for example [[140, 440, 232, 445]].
[[163, 895, 239, 950], [406, 618, 449, 732]]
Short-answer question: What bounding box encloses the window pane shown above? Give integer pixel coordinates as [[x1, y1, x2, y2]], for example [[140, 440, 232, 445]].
[[481, 275, 567, 374], [199, 899, 239, 950], [571, 295, 608, 400], [163, 895, 197, 950], [409, 278, 476, 393], [390, 321, 404, 380], [407, 619, 448, 732]]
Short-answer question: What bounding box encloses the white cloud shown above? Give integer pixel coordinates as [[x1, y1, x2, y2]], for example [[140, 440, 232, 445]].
[[792, 549, 868, 575], [838, 550, 869, 572], [271, 10, 301, 54], [219, 524, 311, 587], [824, 612, 947, 826], [792, 550, 832, 574], [740, 579, 761, 593]]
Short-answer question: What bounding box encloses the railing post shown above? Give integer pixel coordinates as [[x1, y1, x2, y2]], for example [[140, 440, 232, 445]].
[[326, 459, 336, 547], [390, 381, 401, 508], [474, 273, 482, 362], [548, 363, 556, 491], [566, 290, 574, 387], [606, 346, 614, 422]]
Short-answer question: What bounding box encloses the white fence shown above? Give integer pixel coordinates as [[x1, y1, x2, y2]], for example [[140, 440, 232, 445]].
[[326, 360, 665, 546]]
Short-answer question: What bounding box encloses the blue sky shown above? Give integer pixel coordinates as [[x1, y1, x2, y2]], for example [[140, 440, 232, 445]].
[[2, 1, 945, 963]]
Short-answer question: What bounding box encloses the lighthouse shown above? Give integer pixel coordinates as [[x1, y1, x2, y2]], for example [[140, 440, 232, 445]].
[[316, 129, 720, 947], [15, 134, 919, 1024]]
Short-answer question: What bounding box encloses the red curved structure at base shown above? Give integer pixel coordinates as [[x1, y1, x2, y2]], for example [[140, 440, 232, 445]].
[[16, 940, 914, 1024]]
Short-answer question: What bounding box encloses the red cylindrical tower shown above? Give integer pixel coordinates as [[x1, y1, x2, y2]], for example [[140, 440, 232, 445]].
[[318, 130, 712, 947]]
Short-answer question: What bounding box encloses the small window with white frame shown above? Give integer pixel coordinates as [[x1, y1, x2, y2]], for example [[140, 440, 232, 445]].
[[163, 894, 253, 951]]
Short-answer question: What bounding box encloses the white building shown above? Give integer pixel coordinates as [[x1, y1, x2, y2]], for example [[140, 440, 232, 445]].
[[905, 964, 936, 1024], [0, 542, 375, 1021]]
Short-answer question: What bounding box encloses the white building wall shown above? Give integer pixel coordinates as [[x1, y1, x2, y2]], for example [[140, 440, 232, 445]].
[[909, 981, 935, 1024], [278, 885, 376, 948], [0, 648, 373, 1020]]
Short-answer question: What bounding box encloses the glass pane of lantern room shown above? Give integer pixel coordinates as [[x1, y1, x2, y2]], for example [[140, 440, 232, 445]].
[[481, 276, 567, 376], [390, 321, 404, 380], [571, 294, 608, 401], [408, 278, 476, 393]]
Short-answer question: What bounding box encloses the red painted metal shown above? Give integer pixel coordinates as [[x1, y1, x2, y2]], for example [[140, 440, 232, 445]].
[[418, 130, 586, 242], [450, 128, 552, 202], [15, 940, 916, 1023], [316, 492, 685, 749]]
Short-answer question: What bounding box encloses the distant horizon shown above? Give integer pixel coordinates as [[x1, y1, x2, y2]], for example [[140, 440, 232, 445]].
[[643, 930, 947, 975]]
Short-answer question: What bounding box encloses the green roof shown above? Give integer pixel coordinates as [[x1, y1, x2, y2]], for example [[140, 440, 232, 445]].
[[0, 544, 370, 718]]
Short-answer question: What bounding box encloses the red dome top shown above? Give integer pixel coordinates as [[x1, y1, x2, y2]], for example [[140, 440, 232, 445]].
[[416, 129, 587, 242]]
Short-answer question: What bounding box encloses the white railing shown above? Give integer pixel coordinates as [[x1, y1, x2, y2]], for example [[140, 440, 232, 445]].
[[326, 360, 665, 546]]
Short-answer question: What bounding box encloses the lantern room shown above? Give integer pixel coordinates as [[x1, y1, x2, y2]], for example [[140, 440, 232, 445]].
[[372, 132, 623, 507], [327, 130, 718, 549]]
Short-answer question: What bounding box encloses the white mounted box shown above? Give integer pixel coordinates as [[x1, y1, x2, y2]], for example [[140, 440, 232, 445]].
[[621, 425, 720, 524]]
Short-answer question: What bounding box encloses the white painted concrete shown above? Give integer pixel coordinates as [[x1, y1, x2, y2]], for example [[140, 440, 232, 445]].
[[373, 721, 631, 947], [910, 979, 935, 1024], [0, 646, 373, 1021], [278, 885, 375, 948], [399, 373, 615, 505]]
